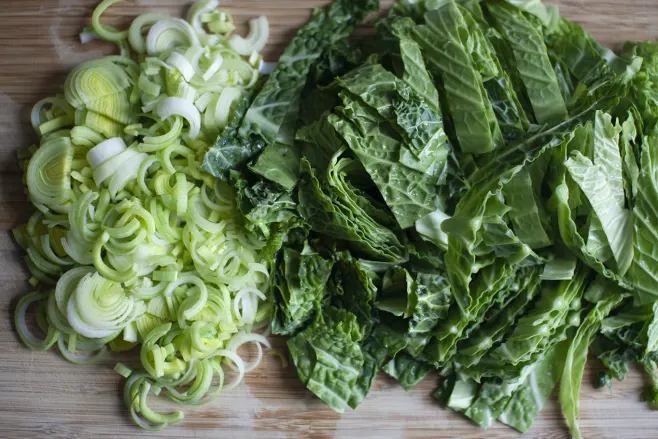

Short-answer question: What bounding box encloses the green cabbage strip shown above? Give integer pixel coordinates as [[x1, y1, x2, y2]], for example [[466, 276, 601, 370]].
[[12, 0, 273, 431]]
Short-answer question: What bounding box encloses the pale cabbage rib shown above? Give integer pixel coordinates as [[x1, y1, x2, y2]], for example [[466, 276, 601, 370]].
[[586, 111, 624, 262], [565, 152, 633, 275], [630, 127, 658, 304]]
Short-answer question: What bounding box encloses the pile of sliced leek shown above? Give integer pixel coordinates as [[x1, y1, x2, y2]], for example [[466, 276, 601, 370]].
[[13, 0, 272, 430]]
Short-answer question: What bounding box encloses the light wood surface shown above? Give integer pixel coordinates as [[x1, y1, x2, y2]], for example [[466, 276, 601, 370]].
[[1, 1, 658, 438]]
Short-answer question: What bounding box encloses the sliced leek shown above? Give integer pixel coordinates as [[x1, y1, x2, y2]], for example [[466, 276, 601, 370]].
[[92, 0, 129, 42], [229, 16, 269, 56], [13, 0, 272, 431], [26, 137, 74, 210], [156, 97, 202, 139]]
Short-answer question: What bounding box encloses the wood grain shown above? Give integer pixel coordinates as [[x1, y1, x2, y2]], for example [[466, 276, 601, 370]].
[[1, 1, 658, 438]]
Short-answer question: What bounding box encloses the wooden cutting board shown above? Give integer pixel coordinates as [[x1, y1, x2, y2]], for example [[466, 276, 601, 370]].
[[1, 1, 657, 438]]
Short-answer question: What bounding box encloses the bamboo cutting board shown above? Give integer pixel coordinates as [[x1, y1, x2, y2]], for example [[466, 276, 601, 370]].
[[1, 1, 658, 438]]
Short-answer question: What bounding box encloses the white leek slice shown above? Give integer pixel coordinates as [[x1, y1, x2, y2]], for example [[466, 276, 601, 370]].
[[54, 266, 95, 316], [67, 272, 144, 339], [108, 152, 148, 197], [194, 92, 215, 112], [202, 54, 223, 81], [215, 87, 241, 129], [146, 18, 200, 56], [93, 147, 140, 186], [186, 0, 220, 36], [184, 46, 206, 73], [129, 13, 170, 54], [228, 16, 269, 56], [166, 52, 196, 82], [155, 97, 201, 139], [87, 137, 127, 168]]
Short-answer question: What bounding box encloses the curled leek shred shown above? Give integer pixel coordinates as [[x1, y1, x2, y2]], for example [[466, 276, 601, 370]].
[[47, 293, 74, 335], [87, 137, 127, 168], [156, 97, 201, 140], [146, 18, 200, 56], [92, 0, 129, 42], [226, 331, 270, 372], [57, 334, 108, 364], [15, 292, 60, 351], [184, 46, 206, 75], [163, 275, 208, 320], [202, 54, 224, 81], [138, 73, 161, 97], [206, 86, 241, 137], [129, 13, 170, 54], [108, 152, 148, 197], [31, 97, 74, 136], [93, 231, 139, 282], [138, 117, 183, 153], [125, 374, 184, 431], [205, 10, 236, 36], [166, 359, 225, 405], [228, 16, 269, 56]]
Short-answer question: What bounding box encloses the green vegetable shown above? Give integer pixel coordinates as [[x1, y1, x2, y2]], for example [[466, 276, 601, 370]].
[[559, 291, 625, 439], [498, 339, 569, 432], [412, 2, 501, 154], [383, 353, 432, 391], [288, 306, 366, 413], [486, 1, 568, 125], [249, 3, 658, 433], [271, 247, 334, 335], [330, 95, 440, 229], [630, 126, 658, 304], [19, 0, 658, 435], [248, 142, 300, 191], [502, 168, 551, 249], [202, 0, 379, 178], [297, 154, 407, 263]]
